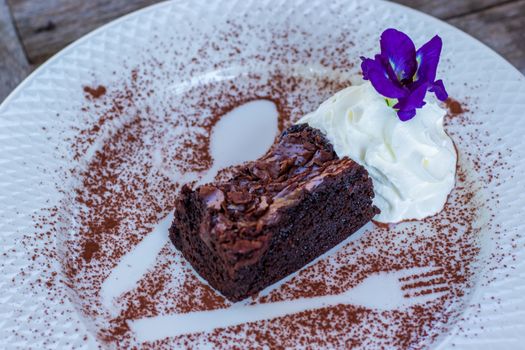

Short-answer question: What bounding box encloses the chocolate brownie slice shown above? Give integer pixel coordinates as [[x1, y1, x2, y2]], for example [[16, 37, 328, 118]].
[[170, 124, 379, 301]]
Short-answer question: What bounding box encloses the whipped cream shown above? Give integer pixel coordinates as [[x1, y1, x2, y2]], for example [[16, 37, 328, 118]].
[[298, 81, 456, 223]]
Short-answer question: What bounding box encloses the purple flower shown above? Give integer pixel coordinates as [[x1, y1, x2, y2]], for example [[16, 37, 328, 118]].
[[361, 28, 448, 121]]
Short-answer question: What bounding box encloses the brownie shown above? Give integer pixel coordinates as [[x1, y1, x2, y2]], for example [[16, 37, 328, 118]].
[[169, 124, 379, 301]]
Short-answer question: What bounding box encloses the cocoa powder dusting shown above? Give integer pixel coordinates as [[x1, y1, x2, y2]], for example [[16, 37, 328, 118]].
[[82, 241, 100, 262], [17, 17, 514, 350]]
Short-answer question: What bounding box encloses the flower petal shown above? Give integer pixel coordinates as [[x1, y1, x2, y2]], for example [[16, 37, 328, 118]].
[[379, 54, 402, 85], [380, 28, 418, 82], [394, 82, 428, 110], [394, 82, 429, 121], [415, 35, 442, 83], [361, 56, 407, 98], [397, 109, 417, 121], [430, 79, 448, 101]]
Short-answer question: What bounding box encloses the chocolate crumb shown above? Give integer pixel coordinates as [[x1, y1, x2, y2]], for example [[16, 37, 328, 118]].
[[445, 97, 465, 115], [83, 85, 107, 99]]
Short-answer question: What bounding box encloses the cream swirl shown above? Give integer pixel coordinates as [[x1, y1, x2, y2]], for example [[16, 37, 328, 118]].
[[298, 81, 456, 223]]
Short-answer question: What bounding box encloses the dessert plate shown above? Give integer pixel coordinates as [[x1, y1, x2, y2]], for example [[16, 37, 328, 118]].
[[1, 0, 524, 348]]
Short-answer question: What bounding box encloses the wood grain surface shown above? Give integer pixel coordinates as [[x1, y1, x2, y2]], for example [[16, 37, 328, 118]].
[[394, 0, 513, 19], [1, 0, 524, 102], [449, 0, 525, 75], [0, 0, 31, 101], [7, 0, 160, 64]]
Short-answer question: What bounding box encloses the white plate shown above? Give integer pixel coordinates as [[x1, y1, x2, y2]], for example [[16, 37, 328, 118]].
[[1, 0, 525, 349]]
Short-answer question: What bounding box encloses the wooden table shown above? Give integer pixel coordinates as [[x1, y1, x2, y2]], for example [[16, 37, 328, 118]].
[[1, 0, 524, 103]]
